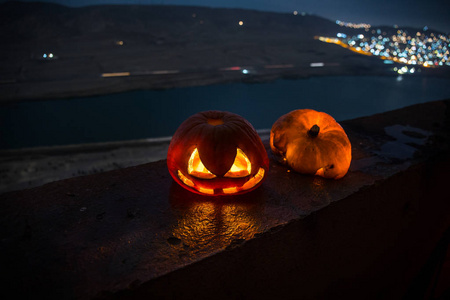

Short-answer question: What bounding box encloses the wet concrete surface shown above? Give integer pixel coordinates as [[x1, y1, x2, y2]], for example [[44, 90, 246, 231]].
[[1, 100, 449, 299]]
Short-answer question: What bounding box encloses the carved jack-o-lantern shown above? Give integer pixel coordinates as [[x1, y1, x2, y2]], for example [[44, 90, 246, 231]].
[[270, 109, 352, 179], [167, 111, 269, 196]]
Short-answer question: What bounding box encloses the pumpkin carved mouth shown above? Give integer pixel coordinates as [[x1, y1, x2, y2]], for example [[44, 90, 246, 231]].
[[177, 167, 265, 195]]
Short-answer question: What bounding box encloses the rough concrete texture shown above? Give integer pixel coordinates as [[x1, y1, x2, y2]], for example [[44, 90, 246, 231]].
[[1, 100, 450, 299]]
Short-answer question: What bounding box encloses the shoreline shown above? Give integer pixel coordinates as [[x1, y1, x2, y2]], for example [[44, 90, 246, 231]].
[[2, 66, 449, 104], [0, 130, 271, 195], [2, 2, 449, 104]]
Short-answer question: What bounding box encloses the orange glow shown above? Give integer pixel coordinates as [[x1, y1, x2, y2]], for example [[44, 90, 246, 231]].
[[315, 36, 372, 56], [178, 170, 195, 187], [224, 148, 251, 178], [222, 187, 238, 194], [240, 167, 264, 190], [315, 167, 325, 177], [207, 118, 224, 126], [167, 110, 269, 196], [198, 187, 214, 195], [188, 148, 216, 179], [187, 147, 251, 179], [223, 168, 264, 194], [171, 200, 261, 251], [270, 109, 351, 179], [101, 72, 130, 77], [178, 167, 265, 195]]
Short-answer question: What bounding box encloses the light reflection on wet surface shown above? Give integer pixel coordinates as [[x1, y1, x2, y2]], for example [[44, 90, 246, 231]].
[[169, 183, 265, 252]]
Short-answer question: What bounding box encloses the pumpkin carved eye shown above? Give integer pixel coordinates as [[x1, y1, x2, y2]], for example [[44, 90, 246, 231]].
[[188, 148, 216, 179], [224, 148, 251, 178], [188, 148, 252, 179]]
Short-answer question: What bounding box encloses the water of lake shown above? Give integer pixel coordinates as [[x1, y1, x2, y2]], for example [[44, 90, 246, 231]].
[[1, 75, 449, 149]]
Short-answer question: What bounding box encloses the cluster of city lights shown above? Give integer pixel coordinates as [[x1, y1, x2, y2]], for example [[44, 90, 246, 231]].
[[394, 65, 417, 74], [341, 29, 449, 67], [318, 25, 450, 69], [336, 20, 371, 29]]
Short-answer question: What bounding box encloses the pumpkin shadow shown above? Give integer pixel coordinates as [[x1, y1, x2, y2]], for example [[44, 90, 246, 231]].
[[169, 182, 267, 250]]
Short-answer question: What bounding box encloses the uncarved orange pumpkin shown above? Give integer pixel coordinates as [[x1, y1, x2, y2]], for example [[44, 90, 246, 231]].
[[167, 111, 269, 196], [270, 109, 351, 179]]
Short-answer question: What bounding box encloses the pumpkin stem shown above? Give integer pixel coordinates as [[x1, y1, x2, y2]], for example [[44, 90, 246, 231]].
[[308, 124, 320, 138], [207, 118, 224, 126]]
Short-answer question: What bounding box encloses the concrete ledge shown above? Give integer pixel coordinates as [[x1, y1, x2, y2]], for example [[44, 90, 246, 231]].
[[1, 100, 450, 299]]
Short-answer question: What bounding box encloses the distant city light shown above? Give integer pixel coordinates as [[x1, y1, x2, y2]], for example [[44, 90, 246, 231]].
[[316, 26, 450, 68], [310, 62, 324, 67], [293, 11, 298, 15], [42, 53, 57, 60], [238, 21, 244, 26], [101, 72, 131, 78], [397, 66, 409, 74], [242, 69, 249, 74], [336, 20, 371, 29]]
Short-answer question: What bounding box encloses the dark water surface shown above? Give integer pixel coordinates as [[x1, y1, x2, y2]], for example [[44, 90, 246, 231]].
[[1, 75, 449, 149]]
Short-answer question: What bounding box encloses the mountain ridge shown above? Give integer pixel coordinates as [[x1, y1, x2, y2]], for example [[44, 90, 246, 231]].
[[1, 1, 447, 102]]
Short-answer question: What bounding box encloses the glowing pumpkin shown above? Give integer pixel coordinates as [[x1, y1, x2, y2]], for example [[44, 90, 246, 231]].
[[270, 109, 351, 179], [167, 111, 269, 196]]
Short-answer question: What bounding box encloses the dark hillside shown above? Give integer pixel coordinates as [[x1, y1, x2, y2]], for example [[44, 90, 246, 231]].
[[1, 1, 445, 102]]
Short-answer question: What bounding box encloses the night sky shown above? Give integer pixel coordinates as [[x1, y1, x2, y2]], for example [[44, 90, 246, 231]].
[[2, 0, 450, 33]]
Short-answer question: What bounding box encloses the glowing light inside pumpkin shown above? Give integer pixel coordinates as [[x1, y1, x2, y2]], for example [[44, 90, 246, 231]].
[[188, 147, 251, 179], [222, 187, 238, 194], [223, 168, 265, 194], [198, 187, 214, 195], [188, 148, 216, 179], [178, 170, 195, 187], [178, 168, 265, 195], [224, 148, 251, 178], [177, 147, 264, 195]]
